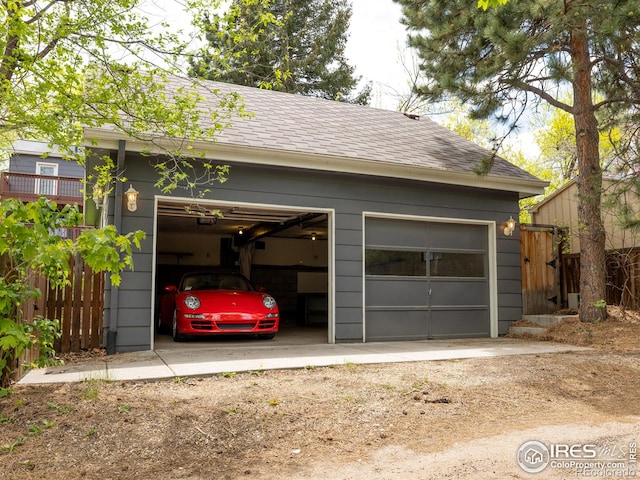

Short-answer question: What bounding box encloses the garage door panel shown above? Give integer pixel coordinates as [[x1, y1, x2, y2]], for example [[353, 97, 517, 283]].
[[428, 223, 487, 249], [366, 278, 427, 307], [366, 309, 428, 341], [429, 279, 488, 305], [366, 218, 427, 247], [430, 308, 490, 338]]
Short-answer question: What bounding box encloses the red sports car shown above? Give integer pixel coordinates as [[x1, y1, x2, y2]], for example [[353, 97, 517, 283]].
[[158, 272, 279, 341]]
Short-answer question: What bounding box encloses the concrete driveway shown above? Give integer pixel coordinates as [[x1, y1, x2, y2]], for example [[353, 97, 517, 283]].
[[18, 331, 589, 385]]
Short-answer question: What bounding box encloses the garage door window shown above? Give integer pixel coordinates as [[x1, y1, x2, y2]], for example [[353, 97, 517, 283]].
[[429, 251, 485, 278], [365, 250, 426, 276]]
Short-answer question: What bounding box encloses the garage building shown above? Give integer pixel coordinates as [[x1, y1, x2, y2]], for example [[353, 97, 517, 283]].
[[84, 79, 546, 353]]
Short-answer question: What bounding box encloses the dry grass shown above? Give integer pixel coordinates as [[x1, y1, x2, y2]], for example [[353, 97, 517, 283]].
[[540, 305, 640, 350]]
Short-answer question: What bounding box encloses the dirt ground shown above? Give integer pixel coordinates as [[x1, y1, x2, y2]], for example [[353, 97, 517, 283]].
[[2, 306, 640, 479]]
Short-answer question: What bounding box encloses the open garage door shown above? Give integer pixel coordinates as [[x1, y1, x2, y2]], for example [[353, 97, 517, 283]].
[[153, 198, 331, 347], [365, 217, 490, 341]]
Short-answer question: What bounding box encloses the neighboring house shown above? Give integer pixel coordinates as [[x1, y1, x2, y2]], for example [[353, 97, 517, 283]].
[[83, 78, 546, 353], [529, 176, 640, 254], [1, 140, 84, 210]]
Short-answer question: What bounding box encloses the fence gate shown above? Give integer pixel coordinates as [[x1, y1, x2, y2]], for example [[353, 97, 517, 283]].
[[520, 224, 562, 315]]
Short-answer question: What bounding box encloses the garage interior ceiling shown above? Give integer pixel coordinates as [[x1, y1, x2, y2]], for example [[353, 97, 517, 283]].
[[157, 199, 328, 241]]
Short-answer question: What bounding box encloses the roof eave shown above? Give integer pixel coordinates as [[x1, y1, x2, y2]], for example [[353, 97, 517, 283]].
[[83, 129, 548, 197]]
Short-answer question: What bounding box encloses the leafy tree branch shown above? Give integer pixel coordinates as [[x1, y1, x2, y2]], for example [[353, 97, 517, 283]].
[[0, 198, 145, 388]]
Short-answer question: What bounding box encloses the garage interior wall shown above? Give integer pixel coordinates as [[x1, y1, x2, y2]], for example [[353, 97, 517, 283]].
[[91, 150, 522, 352], [156, 233, 327, 267]]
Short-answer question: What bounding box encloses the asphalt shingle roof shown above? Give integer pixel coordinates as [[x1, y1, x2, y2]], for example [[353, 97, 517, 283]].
[[168, 77, 540, 183]]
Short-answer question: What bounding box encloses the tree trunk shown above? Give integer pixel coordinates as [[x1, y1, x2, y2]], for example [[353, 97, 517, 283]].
[[571, 23, 607, 323]]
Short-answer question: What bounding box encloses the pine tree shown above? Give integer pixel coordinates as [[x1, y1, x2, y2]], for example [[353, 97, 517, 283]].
[[190, 0, 370, 104], [394, 0, 640, 322]]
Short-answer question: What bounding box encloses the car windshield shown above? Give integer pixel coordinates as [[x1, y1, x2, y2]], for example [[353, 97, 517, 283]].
[[180, 274, 253, 292]]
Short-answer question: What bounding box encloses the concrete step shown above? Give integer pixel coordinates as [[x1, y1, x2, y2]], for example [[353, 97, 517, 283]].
[[510, 314, 578, 337], [521, 314, 578, 327], [509, 325, 547, 337]]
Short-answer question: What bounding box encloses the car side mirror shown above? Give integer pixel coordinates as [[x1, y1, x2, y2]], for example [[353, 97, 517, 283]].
[[164, 285, 177, 293]]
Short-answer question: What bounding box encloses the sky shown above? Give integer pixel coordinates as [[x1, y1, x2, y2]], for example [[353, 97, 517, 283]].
[[344, 0, 411, 110], [345, 1, 539, 154], [142, 0, 411, 111]]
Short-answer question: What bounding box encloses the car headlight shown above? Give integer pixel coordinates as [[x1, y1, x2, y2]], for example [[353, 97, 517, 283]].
[[262, 295, 277, 309], [184, 295, 201, 310]]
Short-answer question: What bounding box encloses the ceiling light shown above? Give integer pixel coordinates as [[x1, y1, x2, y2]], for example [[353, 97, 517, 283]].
[[197, 217, 216, 226]]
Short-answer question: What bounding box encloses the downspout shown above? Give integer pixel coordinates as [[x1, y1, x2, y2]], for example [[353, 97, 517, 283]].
[[106, 140, 126, 354]]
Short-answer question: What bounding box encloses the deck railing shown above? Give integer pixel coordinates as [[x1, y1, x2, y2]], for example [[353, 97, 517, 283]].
[[0, 172, 83, 206]]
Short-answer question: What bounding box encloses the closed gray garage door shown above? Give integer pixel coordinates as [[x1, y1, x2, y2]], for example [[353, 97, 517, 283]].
[[365, 218, 489, 341]]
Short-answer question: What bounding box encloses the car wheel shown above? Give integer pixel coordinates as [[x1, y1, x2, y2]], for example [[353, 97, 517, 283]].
[[172, 310, 186, 342], [258, 333, 276, 340], [156, 311, 169, 335]]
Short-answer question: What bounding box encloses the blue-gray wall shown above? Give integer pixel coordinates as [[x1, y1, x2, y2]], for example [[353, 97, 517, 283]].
[[94, 150, 522, 352], [9, 154, 84, 178]]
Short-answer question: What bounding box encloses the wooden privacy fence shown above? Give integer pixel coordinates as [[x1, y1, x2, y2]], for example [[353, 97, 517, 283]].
[[16, 255, 104, 360], [522, 222, 640, 313], [561, 247, 640, 311], [10, 255, 105, 382], [46, 255, 105, 353]]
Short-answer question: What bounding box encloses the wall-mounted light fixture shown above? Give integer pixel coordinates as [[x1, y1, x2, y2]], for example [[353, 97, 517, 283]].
[[125, 184, 139, 212], [238, 226, 244, 235], [92, 185, 103, 207], [311, 232, 317, 241], [504, 216, 517, 236], [197, 217, 216, 226]]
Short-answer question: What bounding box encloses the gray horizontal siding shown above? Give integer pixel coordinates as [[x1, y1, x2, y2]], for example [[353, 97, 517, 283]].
[[338, 276, 364, 292], [338, 228, 363, 246], [499, 279, 523, 295], [117, 307, 153, 327], [119, 272, 153, 290], [499, 251, 522, 266], [9, 155, 84, 178], [498, 236, 522, 254], [499, 307, 523, 334], [333, 210, 364, 340], [498, 265, 522, 281], [336, 318, 364, 341], [111, 326, 151, 352], [336, 244, 363, 262], [127, 253, 154, 273], [500, 293, 523, 307], [118, 290, 152, 309], [336, 260, 363, 277]]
